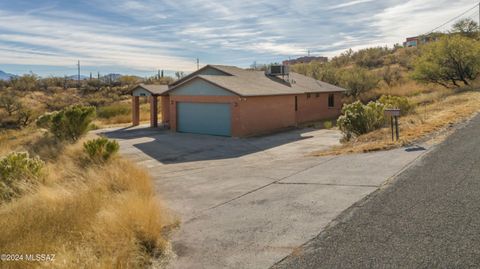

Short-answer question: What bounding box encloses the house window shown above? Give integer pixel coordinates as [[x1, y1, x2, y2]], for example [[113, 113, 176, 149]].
[[295, 96, 298, 111], [315, 93, 320, 98], [307, 93, 311, 99], [328, 94, 335, 108]]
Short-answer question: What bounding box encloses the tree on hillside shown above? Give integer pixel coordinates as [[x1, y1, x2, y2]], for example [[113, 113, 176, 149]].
[[9, 74, 38, 91], [381, 65, 402, 86], [451, 18, 479, 39], [338, 67, 379, 98], [0, 91, 22, 116], [352, 46, 392, 69], [412, 35, 480, 87]]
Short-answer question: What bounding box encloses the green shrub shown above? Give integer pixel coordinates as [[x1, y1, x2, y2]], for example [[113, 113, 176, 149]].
[[83, 137, 120, 162], [50, 105, 96, 142], [337, 101, 385, 140], [97, 104, 131, 119], [0, 152, 44, 202], [36, 112, 56, 129], [378, 95, 413, 114], [323, 121, 333, 129], [338, 67, 379, 98]]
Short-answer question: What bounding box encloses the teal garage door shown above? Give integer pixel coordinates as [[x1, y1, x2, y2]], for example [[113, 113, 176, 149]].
[[177, 102, 231, 136]]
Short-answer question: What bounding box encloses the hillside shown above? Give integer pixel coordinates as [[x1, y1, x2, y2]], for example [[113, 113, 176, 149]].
[[0, 70, 16, 81]]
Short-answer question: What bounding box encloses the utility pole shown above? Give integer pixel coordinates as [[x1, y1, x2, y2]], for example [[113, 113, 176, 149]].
[[196, 58, 199, 70], [77, 60, 80, 88]]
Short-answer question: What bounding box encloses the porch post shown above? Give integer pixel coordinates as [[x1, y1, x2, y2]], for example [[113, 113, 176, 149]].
[[132, 96, 140, 126], [150, 95, 158, 127]]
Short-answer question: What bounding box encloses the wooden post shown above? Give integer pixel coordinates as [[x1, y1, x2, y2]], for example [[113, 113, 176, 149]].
[[395, 116, 399, 140], [132, 96, 140, 126], [391, 116, 394, 141], [150, 95, 158, 128]]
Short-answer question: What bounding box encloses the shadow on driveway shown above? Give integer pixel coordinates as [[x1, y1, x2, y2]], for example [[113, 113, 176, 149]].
[[100, 126, 337, 164]]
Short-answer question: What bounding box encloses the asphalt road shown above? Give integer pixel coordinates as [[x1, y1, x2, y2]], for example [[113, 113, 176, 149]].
[[272, 114, 480, 269]]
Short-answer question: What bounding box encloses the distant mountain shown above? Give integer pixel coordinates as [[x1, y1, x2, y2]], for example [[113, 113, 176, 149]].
[[0, 70, 17, 81], [66, 74, 89, 80]]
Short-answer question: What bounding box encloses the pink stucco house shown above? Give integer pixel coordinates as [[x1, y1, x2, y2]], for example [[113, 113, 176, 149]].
[[131, 64, 346, 137]]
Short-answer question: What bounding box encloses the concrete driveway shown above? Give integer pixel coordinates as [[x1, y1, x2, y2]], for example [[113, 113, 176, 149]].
[[101, 126, 428, 269]]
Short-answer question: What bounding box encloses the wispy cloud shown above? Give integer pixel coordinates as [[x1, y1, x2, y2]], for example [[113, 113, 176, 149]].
[[328, 0, 375, 10], [0, 0, 476, 76]]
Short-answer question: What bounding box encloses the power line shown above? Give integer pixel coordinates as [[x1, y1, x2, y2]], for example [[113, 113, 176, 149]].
[[425, 3, 480, 35]]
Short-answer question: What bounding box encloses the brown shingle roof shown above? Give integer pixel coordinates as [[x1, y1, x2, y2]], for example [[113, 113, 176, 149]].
[[168, 64, 347, 97]]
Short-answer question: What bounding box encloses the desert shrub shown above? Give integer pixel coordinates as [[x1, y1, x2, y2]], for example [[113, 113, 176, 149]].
[[381, 66, 403, 86], [352, 47, 393, 69], [338, 67, 379, 98], [0, 152, 44, 202], [83, 137, 119, 162], [49, 105, 96, 142], [337, 101, 385, 140], [97, 103, 131, 119], [9, 74, 38, 91], [378, 95, 413, 114], [0, 91, 22, 116], [36, 112, 56, 129], [42, 90, 82, 111]]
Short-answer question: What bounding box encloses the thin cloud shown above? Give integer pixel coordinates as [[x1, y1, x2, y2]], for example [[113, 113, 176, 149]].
[[0, 0, 476, 76], [327, 0, 375, 10]]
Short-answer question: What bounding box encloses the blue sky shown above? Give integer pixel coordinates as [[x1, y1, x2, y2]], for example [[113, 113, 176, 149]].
[[0, 0, 478, 77]]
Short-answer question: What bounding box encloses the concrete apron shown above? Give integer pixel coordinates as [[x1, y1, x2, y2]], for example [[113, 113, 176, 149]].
[[105, 127, 427, 269]]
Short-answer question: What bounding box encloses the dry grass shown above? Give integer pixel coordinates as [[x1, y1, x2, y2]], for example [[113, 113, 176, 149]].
[[314, 88, 480, 156], [96, 102, 160, 127], [0, 132, 177, 268]]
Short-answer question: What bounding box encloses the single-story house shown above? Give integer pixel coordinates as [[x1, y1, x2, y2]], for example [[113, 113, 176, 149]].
[[130, 64, 346, 137]]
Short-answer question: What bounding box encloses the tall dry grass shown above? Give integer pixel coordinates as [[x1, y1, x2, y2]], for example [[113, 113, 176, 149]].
[[315, 87, 480, 155], [0, 132, 177, 268]]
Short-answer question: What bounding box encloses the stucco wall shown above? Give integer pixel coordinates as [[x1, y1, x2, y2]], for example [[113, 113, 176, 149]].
[[296, 92, 343, 123], [161, 96, 170, 124], [167, 77, 344, 137], [235, 95, 296, 137]]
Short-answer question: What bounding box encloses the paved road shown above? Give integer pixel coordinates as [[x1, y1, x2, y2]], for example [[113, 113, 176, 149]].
[[273, 114, 480, 269], [101, 126, 426, 269]]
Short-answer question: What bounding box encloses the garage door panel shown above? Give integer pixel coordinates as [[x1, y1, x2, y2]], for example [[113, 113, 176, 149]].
[[177, 102, 231, 136]]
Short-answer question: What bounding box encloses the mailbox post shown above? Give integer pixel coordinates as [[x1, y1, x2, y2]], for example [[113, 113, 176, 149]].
[[384, 109, 401, 141]]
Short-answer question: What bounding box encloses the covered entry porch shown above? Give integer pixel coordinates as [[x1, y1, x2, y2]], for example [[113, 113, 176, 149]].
[[130, 84, 170, 128]]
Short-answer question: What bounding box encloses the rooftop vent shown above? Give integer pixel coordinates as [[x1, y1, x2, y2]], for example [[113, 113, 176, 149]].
[[265, 64, 289, 76]]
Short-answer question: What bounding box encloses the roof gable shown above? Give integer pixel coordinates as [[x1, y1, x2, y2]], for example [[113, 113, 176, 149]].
[[170, 77, 237, 96], [170, 65, 231, 86], [131, 84, 169, 96]]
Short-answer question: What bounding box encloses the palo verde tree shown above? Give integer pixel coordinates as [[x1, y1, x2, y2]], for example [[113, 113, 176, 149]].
[[451, 18, 479, 39], [338, 67, 379, 98], [412, 35, 480, 87]]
